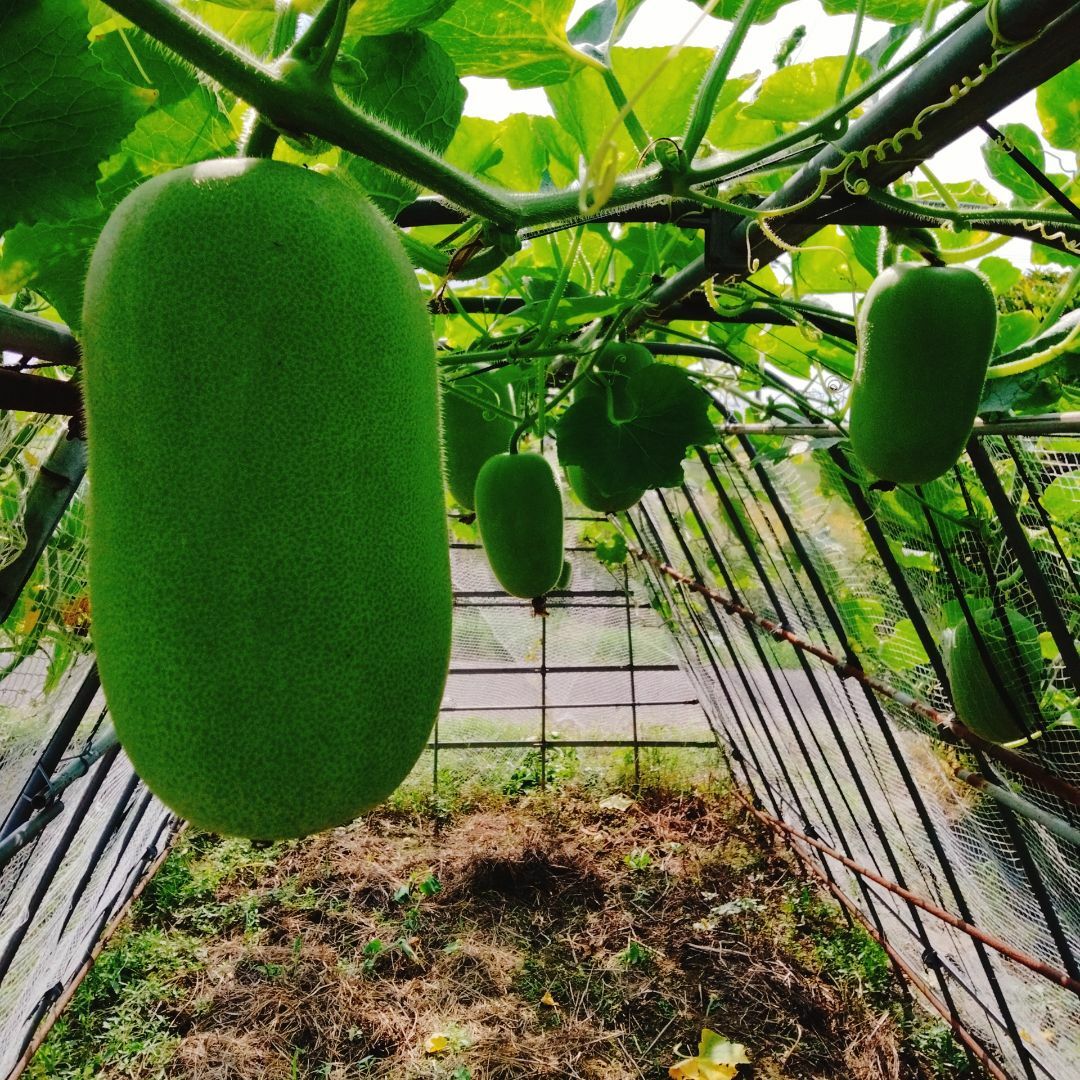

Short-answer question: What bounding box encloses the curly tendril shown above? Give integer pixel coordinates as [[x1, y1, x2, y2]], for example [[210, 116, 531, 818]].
[[746, 0, 1042, 265]]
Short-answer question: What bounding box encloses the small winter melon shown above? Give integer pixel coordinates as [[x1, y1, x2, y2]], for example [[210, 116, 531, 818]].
[[475, 452, 564, 599], [441, 368, 515, 510], [948, 607, 1042, 743], [556, 559, 573, 590], [81, 158, 452, 839], [849, 264, 997, 484], [566, 465, 643, 513]]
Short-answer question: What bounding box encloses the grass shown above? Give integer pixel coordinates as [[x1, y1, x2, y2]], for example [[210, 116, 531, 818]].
[[28, 764, 977, 1080]]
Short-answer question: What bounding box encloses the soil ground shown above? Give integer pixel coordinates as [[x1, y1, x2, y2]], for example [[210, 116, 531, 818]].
[[28, 777, 974, 1079]]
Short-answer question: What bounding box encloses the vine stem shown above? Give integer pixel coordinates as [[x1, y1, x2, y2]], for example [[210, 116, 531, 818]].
[[105, 0, 520, 228], [681, 0, 763, 163], [835, 0, 867, 105], [985, 318, 1080, 379], [599, 66, 650, 154], [1036, 265, 1080, 335], [106, 0, 984, 236]]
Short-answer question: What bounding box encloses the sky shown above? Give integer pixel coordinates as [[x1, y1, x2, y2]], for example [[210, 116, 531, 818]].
[[458, 0, 1054, 270]]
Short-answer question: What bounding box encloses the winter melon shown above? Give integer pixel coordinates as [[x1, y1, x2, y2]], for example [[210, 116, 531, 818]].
[[948, 607, 1042, 743], [441, 368, 514, 510], [849, 264, 997, 484], [81, 158, 452, 839], [474, 452, 564, 599]]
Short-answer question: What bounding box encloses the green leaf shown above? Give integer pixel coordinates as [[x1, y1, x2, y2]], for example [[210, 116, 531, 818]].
[[0, 216, 105, 330], [743, 325, 812, 379], [745, 55, 870, 122], [879, 619, 930, 671], [688, 0, 796, 23], [595, 530, 628, 566], [1041, 471, 1080, 522], [336, 31, 465, 217], [427, 0, 589, 88], [994, 310, 1038, 355], [843, 225, 881, 279], [822, 0, 929, 21], [444, 115, 577, 192], [118, 87, 238, 177], [978, 256, 1021, 295], [981, 123, 1046, 202], [556, 364, 714, 492], [346, 0, 458, 36], [1032, 241, 1080, 268], [181, 1, 275, 54], [0, 0, 150, 232], [792, 226, 874, 293], [837, 594, 884, 650], [547, 46, 754, 162], [90, 26, 201, 107], [888, 542, 938, 572], [1036, 61, 1080, 151]]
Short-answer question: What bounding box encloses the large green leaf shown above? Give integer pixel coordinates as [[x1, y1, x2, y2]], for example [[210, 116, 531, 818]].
[[336, 31, 465, 216], [1041, 471, 1080, 522], [1036, 61, 1080, 151], [0, 0, 149, 232], [745, 55, 870, 122], [91, 27, 202, 108], [180, 1, 275, 54], [347, 0, 458, 36], [568, 0, 648, 46], [981, 123, 1046, 203], [444, 114, 577, 192], [822, 0, 929, 21], [0, 216, 104, 329], [427, 0, 588, 88], [547, 46, 754, 162], [688, 0, 796, 23], [118, 87, 238, 178], [555, 364, 714, 492], [792, 226, 874, 293], [879, 619, 930, 671]]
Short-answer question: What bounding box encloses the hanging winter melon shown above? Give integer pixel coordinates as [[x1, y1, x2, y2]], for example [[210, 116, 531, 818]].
[[849, 264, 997, 484], [81, 158, 452, 839], [474, 452, 564, 599]]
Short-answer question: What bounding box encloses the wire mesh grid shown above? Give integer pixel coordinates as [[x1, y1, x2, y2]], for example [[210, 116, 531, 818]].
[[0, 472, 714, 1078], [626, 430, 1080, 1080]]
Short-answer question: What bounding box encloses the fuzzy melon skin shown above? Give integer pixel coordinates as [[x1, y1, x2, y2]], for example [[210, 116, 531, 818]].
[[948, 608, 1042, 744], [566, 466, 643, 513], [849, 264, 997, 484], [81, 158, 452, 840], [474, 452, 564, 599], [441, 369, 514, 510]]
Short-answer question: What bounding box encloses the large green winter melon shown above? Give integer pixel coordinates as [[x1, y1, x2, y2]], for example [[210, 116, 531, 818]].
[[474, 452, 564, 599], [849, 264, 997, 485], [948, 607, 1043, 744], [441, 368, 514, 510], [81, 158, 452, 839]]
